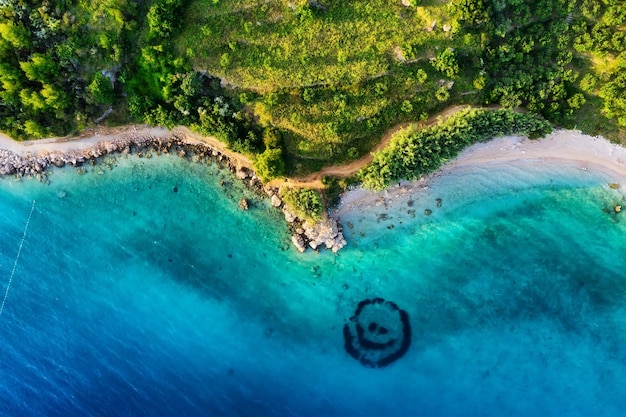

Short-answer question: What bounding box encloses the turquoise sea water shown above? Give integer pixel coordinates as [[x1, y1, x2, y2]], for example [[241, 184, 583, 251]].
[[1, 153, 626, 416]]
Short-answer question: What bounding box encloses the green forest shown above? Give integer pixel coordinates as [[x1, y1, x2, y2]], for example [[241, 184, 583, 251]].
[[1, 0, 625, 182]]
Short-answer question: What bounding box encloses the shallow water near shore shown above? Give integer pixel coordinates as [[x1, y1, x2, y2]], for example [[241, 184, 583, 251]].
[[1, 154, 626, 416]]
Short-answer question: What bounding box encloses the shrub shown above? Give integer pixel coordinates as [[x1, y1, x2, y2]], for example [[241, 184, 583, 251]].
[[89, 72, 115, 105], [280, 187, 323, 221], [254, 148, 286, 181]]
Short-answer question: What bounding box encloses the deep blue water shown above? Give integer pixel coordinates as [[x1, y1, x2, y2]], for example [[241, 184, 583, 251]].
[[1, 154, 626, 416]]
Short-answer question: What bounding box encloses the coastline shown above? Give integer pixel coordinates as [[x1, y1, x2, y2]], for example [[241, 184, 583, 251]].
[[0, 126, 347, 253], [2, 126, 626, 253]]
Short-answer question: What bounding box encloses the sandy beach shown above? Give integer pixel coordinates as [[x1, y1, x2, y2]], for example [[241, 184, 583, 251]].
[[0, 125, 254, 168], [332, 129, 626, 218]]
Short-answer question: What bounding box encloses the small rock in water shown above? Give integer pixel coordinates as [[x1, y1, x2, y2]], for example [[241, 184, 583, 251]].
[[609, 183, 620, 189], [292, 234, 306, 252], [436, 198, 442, 208], [424, 209, 432, 216], [173, 186, 178, 193], [56, 190, 67, 199], [271, 194, 282, 207], [235, 169, 249, 180], [239, 198, 249, 210], [615, 205, 622, 213]]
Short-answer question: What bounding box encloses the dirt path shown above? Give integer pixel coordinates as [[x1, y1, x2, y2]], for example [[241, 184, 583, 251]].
[[268, 104, 479, 189], [0, 123, 255, 174], [0, 104, 495, 190], [0, 124, 171, 155]]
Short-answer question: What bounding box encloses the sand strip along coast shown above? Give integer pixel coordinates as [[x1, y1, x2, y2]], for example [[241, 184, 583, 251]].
[[332, 129, 626, 219]]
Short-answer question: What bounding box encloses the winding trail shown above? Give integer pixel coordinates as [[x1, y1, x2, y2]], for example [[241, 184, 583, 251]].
[[173, 126, 254, 171], [268, 104, 489, 189], [0, 104, 495, 190]]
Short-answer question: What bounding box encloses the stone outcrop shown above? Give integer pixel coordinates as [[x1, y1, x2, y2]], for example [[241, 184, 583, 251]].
[[302, 217, 347, 253], [291, 234, 307, 253], [282, 207, 297, 223], [287, 216, 346, 253], [236, 168, 250, 180], [271, 194, 282, 207]]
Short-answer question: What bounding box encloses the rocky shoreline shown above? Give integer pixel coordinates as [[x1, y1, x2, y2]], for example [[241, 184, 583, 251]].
[[0, 129, 346, 253]]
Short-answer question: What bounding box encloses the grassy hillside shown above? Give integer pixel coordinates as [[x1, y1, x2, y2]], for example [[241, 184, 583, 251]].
[[174, 0, 475, 172], [0, 0, 625, 178], [172, 0, 626, 172]]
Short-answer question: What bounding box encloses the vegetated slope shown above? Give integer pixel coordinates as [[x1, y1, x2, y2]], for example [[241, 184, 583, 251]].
[[175, 0, 469, 170], [0, 0, 140, 139], [1, 0, 625, 178], [174, 0, 625, 173], [358, 108, 552, 190]]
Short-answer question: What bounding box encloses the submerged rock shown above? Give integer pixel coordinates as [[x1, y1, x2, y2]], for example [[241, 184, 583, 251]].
[[0, 130, 353, 253], [343, 298, 411, 368]]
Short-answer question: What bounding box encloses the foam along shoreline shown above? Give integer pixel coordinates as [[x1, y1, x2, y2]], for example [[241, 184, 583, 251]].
[[332, 129, 626, 220]]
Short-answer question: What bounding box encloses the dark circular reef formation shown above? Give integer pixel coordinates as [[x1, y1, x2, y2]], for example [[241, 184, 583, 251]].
[[343, 298, 411, 368]]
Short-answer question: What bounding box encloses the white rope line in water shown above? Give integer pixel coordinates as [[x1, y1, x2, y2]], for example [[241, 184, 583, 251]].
[[0, 200, 36, 318]]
